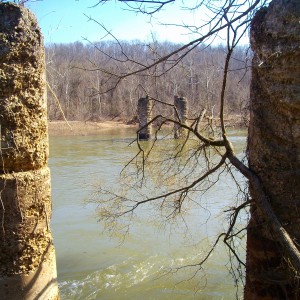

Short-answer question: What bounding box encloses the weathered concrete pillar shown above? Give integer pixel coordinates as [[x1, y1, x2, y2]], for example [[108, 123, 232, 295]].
[[245, 0, 300, 299], [0, 3, 59, 300], [174, 96, 188, 139], [137, 96, 152, 140]]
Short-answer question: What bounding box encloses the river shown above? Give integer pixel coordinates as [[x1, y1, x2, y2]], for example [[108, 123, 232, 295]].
[[49, 128, 248, 300]]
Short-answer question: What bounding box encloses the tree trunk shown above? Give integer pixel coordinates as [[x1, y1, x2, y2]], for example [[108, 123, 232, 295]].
[[245, 0, 300, 299], [0, 3, 59, 299]]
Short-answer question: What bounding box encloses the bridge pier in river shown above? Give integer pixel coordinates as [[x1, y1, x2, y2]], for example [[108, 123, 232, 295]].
[[174, 96, 188, 139], [137, 96, 153, 140]]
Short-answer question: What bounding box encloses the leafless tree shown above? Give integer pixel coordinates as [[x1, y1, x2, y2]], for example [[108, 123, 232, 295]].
[[85, 0, 300, 298], [0, 0, 30, 5], [45, 41, 251, 123], [18, 0, 299, 297]]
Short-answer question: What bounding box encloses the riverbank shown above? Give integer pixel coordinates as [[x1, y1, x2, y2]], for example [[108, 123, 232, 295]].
[[48, 115, 247, 136], [48, 120, 137, 136]]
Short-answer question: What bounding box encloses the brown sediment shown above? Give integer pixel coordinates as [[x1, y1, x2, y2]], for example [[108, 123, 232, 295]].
[[48, 120, 137, 136], [47, 115, 245, 137]]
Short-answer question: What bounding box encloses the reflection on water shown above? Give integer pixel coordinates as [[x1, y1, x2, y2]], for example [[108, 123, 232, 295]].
[[49, 128, 247, 299]]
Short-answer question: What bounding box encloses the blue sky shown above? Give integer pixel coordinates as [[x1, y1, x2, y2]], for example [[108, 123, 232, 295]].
[[25, 0, 250, 45], [25, 0, 200, 45]]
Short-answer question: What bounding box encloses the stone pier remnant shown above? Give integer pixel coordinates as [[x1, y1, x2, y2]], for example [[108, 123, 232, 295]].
[[0, 3, 59, 300], [174, 96, 188, 139], [137, 96, 153, 140], [245, 0, 300, 299]]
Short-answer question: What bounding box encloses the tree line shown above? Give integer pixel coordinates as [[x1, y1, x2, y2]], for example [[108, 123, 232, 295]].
[[46, 40, 251, 123]]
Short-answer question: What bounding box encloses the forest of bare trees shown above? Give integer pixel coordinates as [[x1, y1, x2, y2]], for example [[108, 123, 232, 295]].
[[1, 0, 299, 299], [46, 41, 251, 123]]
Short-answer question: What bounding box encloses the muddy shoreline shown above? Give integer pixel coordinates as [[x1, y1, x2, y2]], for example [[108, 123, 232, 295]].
[[48, 115, 247, 137], [48, 120, 137, 136]]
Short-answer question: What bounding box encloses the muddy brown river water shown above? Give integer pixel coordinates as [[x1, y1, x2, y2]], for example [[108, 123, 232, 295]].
[[49, 128, 247, 300]]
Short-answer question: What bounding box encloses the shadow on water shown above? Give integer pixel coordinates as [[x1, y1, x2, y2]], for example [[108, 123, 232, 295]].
[[49, 128, 247, 300]]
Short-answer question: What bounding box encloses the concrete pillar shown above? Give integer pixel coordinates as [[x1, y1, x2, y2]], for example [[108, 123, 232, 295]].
[[0, 3, 59, 299], [174, 96, 188, 139], [137, 96, 152, 140], [245, 0, 300, 298]]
